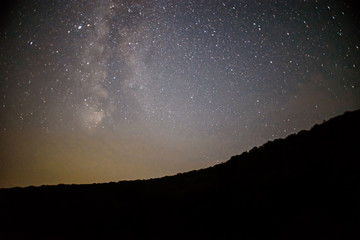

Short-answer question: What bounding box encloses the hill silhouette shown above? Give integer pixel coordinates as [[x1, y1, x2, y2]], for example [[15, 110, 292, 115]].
[[1, 110, 360, 239]]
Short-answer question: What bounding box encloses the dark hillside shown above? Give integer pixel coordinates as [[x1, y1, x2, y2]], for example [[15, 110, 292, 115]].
[[1, 110, 360, 239]]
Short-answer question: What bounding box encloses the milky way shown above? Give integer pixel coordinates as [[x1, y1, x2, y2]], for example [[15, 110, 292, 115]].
[[1, 0, 359, 187]]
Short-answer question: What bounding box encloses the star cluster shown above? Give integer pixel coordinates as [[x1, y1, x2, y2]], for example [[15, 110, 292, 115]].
[[0, 0, 359, 187]]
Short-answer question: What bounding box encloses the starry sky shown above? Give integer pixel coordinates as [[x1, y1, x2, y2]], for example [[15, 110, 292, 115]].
[[1, 0, 359, 188]]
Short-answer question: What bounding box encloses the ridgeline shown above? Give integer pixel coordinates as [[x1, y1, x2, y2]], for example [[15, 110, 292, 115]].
[[1, 110, 360, 239]]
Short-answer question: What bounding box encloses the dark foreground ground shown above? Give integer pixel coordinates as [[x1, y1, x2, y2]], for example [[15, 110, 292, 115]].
[[1, 109, 360, 239]]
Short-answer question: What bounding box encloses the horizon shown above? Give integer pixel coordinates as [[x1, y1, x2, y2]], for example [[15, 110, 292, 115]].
[[0, 109, 357, 189]]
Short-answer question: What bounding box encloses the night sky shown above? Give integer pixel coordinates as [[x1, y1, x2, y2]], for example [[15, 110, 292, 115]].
[[1, 0, 359, 188]]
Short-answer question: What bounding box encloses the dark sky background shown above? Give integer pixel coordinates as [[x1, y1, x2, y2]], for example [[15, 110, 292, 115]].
[[0, 0, 359, 188]]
